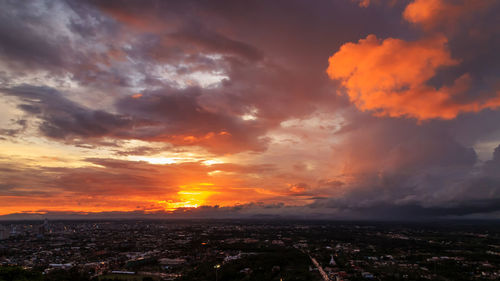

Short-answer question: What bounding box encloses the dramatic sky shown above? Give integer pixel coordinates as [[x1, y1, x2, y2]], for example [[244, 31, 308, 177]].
[[1, 0, 499, 220]]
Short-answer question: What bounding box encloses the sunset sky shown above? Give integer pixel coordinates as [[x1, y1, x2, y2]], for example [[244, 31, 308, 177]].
[[1, 0, 500, 220]]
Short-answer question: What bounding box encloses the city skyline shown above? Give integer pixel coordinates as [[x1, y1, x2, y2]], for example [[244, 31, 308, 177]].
[[1, 0, 500, 220]]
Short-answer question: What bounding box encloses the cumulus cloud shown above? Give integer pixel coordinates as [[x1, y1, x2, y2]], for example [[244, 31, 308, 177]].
[[328, 0, 500, 121], [327, 34, 500, 120], [403, 0, 495, 29]]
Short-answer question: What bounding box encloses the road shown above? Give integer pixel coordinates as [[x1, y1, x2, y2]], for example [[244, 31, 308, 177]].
[[309, 255, 330, 281]]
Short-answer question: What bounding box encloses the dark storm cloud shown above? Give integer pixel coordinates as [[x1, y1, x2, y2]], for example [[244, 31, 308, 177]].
[[1, 84, 270, 154], [0, 0, 136, 91], [484, 145, 500, 176], [0, 1, 66, 70], [311, 122, 500, 218], [1, 84, 270, 153], [169, 25, 264, 62], [331, 199, 500, 220], [430, 0, 500, 108], [2, 85, 136, 140]]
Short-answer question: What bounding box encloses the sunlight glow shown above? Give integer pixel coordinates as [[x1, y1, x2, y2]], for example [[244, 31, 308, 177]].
[[128, 156, 179, 164], [203, 159, 224, 166], [158, 183, 218, 211]]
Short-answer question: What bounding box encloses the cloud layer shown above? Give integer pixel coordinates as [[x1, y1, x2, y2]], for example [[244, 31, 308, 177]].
[[0, 0, 499, 219]]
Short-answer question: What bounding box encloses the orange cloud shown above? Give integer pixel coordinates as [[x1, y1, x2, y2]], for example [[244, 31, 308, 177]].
[[352, 0, 398, 8], [327, 34, 500, 120], [288, 183, 309, 194], [403, 0, 448, 26], [353, 0, 372, 8], [353, 0, 494, 29], [403, 0, 494, 28], [0, 158, 300, 215], [289, 185, 306, 193]]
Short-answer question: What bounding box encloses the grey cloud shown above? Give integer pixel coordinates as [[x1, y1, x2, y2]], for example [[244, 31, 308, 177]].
[[2, 85, 137, 141], [311, 137, 500, 219], [114, 87, 270, 153], [1, 84, 271, 154], [483, 144, 500, 176], [0, 119, 27, 137], [169, 24, 264, 62], [0, 2, 66, 70]]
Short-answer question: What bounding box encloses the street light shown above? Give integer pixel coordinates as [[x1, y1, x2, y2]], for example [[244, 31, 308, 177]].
[[214, 264, 221, 281]]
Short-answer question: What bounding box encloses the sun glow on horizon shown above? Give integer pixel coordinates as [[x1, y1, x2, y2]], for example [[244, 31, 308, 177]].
[[127, 155, 227, 166], [158, 183, 218, 211]]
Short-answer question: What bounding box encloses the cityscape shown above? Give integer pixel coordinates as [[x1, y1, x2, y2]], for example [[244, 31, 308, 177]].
[[1, 0, 500, 280], [1, 220, 499, 280]]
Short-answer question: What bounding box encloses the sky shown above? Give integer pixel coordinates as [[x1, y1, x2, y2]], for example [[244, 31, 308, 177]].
[[0, 0, 499, 220]]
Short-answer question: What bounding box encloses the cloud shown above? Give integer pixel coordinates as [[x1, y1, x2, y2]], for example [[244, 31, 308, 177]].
[[0, 203, 322, 220], [2, 0, 363, 154], [1, 0, 500, 219], [354, 0, 372, 8], [327, 34, 500, 120], [289, 183, 309, 194], [0, 2, 67, 71], [483, 144, 500, 177], [328, 0, 500, 121], [1, 85, 269, 154], [1, 85, 138, 141], [0, 155, 318, 216], [168, 25, 264, 62], [403, 0, 495, 29], [115, 88, 270, 154], [308, 117, 500, 218]]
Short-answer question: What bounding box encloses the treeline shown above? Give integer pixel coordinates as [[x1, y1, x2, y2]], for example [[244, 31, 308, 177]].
[[0, 266, 91, 281], [178, 248, 319, 281], [0, 267, 157, 281]]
